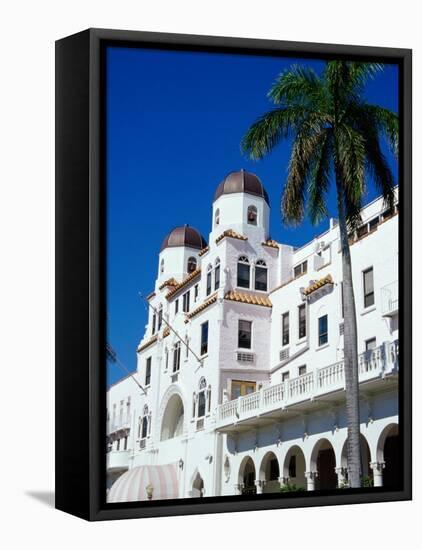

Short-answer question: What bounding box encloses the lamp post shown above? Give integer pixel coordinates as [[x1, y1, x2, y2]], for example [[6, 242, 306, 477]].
[[146, 483, 154, 501]]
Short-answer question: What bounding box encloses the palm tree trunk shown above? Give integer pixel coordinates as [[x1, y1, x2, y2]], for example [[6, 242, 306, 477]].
[[335, 170, 362, 488]]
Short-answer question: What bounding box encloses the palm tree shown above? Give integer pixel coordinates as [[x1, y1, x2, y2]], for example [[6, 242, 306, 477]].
[[242, 61, 398, 488]]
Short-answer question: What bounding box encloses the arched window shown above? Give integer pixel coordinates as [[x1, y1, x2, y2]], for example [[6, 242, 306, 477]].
[[207, 385, 212, 414], [206, 264, 213, 296], [197, 377, 207, 418], [215, 208, 220, 227], [247, 205, 258, 225], [237, 256, 250, 289], [152, 311, 157, 335], [160, 258, 165, 273], [140, 405, 149, 440], [187, 256, 197, 273], [255, 259, 268, 291], [214, 258, 220, 291], [164, 347, 169, 371]]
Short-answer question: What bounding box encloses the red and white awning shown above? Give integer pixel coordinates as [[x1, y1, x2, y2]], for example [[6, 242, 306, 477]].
[[107, 463, 179, 503]]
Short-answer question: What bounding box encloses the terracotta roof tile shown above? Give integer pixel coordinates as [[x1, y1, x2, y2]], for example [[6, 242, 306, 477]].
[[158, 277, 178, 291], [215, 229, 248, 245], [224, 290, 272, 307], [166, 268, 201, 299], [162, 327, 170, 338], [262, 239, 280, 249], [184, 293, 218, 322], [137, 333, 158, 352], [303, 274, 333, 296], [198, 245, 210, 257]]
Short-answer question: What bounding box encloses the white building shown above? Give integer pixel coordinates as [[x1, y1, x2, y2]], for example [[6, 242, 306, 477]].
[[106, 169, 399, 503]]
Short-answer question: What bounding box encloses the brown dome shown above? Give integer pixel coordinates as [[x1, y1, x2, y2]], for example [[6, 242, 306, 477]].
[[160, 225, 207, 252], [214, 169, 269, 205]]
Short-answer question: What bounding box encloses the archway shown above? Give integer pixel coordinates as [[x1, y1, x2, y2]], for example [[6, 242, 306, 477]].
[[377, 423, 399, 488], [192, 472, 204, 497], [259, 452, 280, 493], [341, 434, 372, 485], [239, 456, 256, 495], [311, 438, 337, 490], [282, 445, 306, 489], [160, 393, 184, 441]]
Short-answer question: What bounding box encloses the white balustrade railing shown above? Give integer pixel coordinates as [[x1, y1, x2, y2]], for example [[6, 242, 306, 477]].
[[217, 341, 398, 426]]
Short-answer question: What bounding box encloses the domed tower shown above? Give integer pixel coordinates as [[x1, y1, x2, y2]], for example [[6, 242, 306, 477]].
[[157, 225, 207, 286], [211, 169, 270, 242]]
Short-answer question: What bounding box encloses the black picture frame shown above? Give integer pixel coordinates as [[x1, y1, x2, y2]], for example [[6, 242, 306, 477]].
[[55, 28, 412, 521]]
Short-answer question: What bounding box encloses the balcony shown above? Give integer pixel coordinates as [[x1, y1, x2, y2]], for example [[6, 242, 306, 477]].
[[106, 449, 131, 472], [381, 281, 398, 317], [107, 419, 131, 435], [216, 341, 398, 432]]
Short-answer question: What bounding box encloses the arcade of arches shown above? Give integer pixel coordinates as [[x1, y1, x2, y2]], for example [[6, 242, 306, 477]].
[[234, 424, 399, 493]]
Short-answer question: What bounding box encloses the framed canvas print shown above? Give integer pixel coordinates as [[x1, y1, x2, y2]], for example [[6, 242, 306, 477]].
[[55, 28, 412, 521]]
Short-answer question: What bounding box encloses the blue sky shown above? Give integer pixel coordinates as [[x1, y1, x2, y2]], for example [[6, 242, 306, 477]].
[[106, 46, 398, 386]]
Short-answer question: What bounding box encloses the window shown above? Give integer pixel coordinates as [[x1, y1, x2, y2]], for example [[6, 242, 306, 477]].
[[152, 312, 156, 334], [207, 386, 211, 413], [247, 205, 258, 225], [298, 304, 306, 339], [198, 390, 206, 418], [293, 260, 307, 278], [126, 397, 131, 423], [175, 299, 179, 314], [160, 258, 164, 273], [165, 347, 169, 371], [318, 314, 328, 346], [298, 365, 307, 376], [187, 257, 197, 274], [140, 406, 149, 440], [282, 371, 290, 382], [282, 312, 289, 346], [231, 380, 256, 400], [145, 357, 152, 386], [185, 336, 189, 359], [214, 258, 220, 291], [123, 436, 128, 450], [369, 216, 379, 231], [363, 267, 374, 308], [357, 224, 368, 238], [238, 320, 252, 349], [200, 321, 209, 356], [173, 342, 181, 372], [157, 304, 163, 330], [206, 265, 212, 296], [182, 291, 190, 313], [237, 256, 250, 288], [254, 259, 267, 291], [215, 208, 220, 226], [194, 284, 199, 302], [365, 337, 376, 351]]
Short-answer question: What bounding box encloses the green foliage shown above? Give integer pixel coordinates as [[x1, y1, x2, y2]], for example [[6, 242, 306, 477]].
[[241, 60, 398, 231], [280, 483, 306, 493], [361, 475, 374, 487]]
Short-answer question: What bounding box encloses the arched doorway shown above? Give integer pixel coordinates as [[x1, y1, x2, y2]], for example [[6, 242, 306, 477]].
[[260, 452, 280, 493], [377, 423, 400, 488], [282, 445, 306, 489], [192, 472, 204, 497], [341, 434, 372, 485], [239, 456, 256, 495], [160, 394, 184, 441], [311, 439, 337, 490]]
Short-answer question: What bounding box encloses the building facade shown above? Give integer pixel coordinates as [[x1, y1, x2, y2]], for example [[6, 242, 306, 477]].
[[106, 170, 399, 503]]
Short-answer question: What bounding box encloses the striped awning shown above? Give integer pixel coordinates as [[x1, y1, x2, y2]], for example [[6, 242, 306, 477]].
[[107, 463, 179, 503]]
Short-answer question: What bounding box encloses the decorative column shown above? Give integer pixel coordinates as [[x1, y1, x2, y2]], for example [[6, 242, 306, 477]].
[[335, 467, 348, 487], [254, 479, 265, 494], [305, 471, 318, 491], [233, 483, 243, 495], [370, 462, 385, 487]]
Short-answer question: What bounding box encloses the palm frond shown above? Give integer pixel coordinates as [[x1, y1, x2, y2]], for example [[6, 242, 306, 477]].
[[362, 104, 399, 157], [308, 130, 332, 224], [241, 106, 313, 160], [282, 129, 327, 225], [268, 65, 327, 108]]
